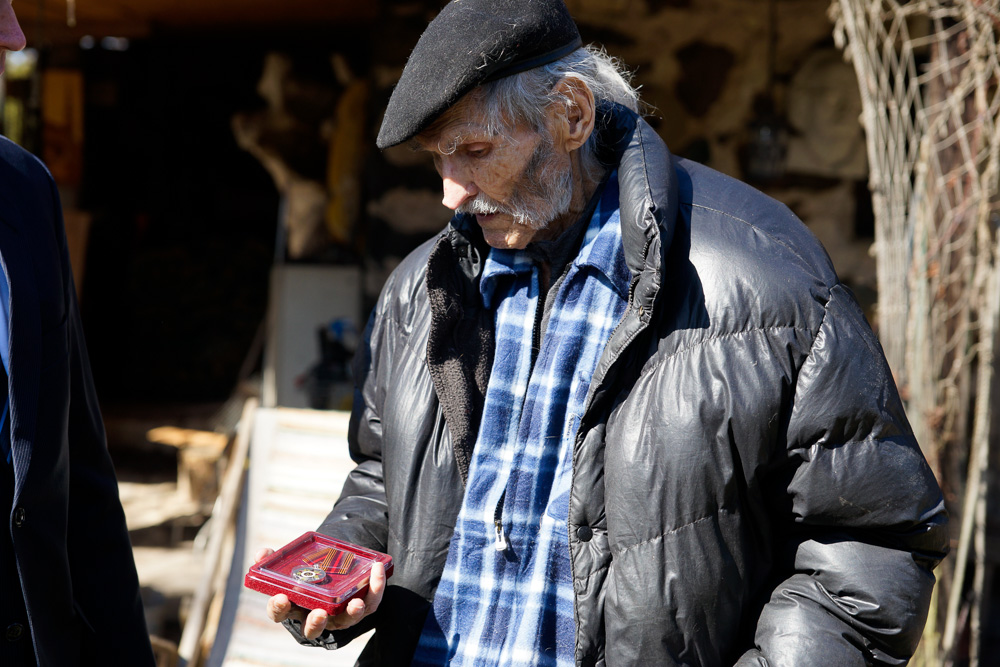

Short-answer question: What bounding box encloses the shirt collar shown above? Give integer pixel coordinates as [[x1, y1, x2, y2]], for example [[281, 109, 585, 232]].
[[572, 170, 628, 299]]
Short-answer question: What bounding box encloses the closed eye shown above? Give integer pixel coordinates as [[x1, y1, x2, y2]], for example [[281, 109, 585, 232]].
[[464, 143, 491, 159]]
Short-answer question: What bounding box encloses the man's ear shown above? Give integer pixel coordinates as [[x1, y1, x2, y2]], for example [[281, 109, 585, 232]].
[[550, 77, 596, 152]]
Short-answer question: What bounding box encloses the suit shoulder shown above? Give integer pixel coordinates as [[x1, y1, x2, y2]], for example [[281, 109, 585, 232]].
[[0, 136, 58, 223], [0, 135, 53, 185]]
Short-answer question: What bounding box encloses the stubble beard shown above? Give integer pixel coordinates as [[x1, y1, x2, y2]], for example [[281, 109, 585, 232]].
[[457, 133, 573, 232]]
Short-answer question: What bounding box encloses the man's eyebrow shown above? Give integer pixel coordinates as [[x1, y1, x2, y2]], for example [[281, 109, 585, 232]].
[[408, 119, 493, 155]]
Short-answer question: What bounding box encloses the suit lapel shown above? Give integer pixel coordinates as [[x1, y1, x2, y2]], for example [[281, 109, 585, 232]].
[[0, 208, 41, 499]]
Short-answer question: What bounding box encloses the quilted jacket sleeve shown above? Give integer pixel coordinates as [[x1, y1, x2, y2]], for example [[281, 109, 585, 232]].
[[317, 304, 390, 551], [739, 284, 948, 666]]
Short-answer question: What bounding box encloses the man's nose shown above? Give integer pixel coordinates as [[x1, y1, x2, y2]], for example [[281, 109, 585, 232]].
[[442, 175, 477, 210], [0, 3, 26, 53], [439, 158, 478, 210]]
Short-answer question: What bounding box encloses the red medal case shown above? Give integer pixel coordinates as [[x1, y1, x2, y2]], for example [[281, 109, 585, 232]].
[[244, 531, 393, 615]]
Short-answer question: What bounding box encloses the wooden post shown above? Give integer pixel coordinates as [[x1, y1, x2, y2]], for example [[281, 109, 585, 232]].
[[177, 398, 257, 667]]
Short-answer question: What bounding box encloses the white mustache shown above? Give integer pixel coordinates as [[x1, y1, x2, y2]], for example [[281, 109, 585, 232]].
[[458, 194, 510, 217]]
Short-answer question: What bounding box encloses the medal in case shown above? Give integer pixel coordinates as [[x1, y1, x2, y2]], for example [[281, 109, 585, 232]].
[[244, 531, 393, 615]]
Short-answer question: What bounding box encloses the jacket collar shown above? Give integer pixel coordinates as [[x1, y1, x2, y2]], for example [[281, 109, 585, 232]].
[[592, 102, 678, 321], [572, 105, 680, 425], [597, 105, 677, 270]]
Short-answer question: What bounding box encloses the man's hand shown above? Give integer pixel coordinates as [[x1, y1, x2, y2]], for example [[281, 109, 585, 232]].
[[254, 547, 387, 640]]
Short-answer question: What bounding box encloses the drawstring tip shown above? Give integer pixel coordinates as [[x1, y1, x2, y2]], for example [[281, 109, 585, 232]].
[[494, 523, 507, 552]]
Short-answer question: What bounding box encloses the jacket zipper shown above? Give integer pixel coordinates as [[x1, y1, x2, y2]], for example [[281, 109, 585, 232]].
[[494, 489, 508, 551]]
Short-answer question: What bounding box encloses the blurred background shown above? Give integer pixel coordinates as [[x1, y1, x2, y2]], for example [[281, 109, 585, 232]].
[[2, 0, 880, 413], [2, 1, 997, 666]]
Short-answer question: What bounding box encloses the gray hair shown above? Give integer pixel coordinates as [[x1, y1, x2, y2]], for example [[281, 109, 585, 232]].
[[476, 45, 639, 154]]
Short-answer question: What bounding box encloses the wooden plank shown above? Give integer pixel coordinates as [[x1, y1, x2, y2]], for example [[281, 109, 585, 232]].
[[178, 398, 257, 666]]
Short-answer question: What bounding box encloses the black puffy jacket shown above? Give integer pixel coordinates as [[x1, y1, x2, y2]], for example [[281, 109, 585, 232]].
[[301, 106, 948, 666]]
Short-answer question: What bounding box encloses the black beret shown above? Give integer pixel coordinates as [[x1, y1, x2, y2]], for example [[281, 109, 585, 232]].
[[376, 0, 582, 149]]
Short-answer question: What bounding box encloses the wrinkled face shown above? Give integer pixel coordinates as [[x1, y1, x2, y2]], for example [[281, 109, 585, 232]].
[[0, 0, 26, 77], [415, 100, 574, 250]]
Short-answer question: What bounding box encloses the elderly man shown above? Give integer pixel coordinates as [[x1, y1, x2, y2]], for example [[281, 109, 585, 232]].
[[263, 1, 948, 664]]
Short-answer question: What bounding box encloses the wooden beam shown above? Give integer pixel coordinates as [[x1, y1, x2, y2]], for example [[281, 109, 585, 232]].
[[25, 0, 378, 45], [31, 0, 376, 29]]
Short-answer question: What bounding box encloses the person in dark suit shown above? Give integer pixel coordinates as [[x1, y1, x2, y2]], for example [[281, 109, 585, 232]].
[[0, 2, 156, 664]]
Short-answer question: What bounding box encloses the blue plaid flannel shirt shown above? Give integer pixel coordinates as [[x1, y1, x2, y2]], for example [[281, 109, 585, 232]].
[[413, 172, 629, 666]]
